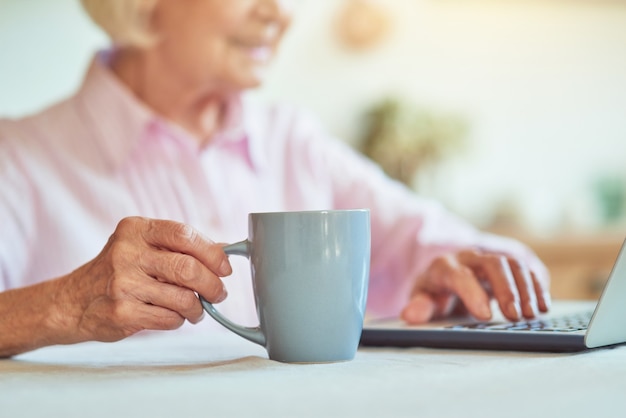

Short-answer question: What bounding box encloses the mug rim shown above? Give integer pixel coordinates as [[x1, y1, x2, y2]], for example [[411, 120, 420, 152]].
[[249, 209, 370, 216]]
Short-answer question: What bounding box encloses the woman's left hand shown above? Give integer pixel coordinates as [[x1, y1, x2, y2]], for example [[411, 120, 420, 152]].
[[401, 249, 551, 324]]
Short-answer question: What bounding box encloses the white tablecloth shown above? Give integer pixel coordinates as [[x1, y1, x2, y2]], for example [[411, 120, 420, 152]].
[[2, 329, 626, 418]]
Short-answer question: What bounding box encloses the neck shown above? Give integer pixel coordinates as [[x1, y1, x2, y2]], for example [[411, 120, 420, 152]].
[[110, 48, 227, 145]]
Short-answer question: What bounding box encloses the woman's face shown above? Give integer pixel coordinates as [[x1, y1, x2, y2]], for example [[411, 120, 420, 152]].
[[150, 0, 292, 93]]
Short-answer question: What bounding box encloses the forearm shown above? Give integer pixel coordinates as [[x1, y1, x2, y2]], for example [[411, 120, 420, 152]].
[[0, 276, 73, 358]]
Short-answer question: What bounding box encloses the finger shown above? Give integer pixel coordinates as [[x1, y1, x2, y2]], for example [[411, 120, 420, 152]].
[[416, 255, 492, 321], [507, 258, 539, 319], [401, 293, 437, 324], [532, 270, 551, 313], [459, 251, 521, 321], [101, 265, 206, 326], [137, 280, 205, 324], [139, 248, 228, 303], [444, 266, 493, 321], [87, 299, 186, 341], [134, 303, 186, 331], [401, 292, 458, 324], [137, 218, 232, 277]]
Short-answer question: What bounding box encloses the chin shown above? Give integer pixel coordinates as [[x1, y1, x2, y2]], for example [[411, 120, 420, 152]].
[[235, 74, 266, 91], [220, 66, 269, 92]]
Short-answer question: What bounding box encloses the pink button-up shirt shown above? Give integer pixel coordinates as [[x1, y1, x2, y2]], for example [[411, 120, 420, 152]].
[[0, 53, 542, 330]]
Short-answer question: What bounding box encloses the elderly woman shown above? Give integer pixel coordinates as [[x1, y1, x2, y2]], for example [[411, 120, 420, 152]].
[[0, 0, 550, 357]]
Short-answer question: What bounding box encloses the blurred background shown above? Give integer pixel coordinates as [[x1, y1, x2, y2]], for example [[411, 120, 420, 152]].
[[2, 0, 626, 299]]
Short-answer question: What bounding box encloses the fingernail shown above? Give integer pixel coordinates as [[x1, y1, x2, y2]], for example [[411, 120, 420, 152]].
[[191, 310, 206, 324], [543, 292, 552, 310], [529, 299, 539, 317], [402, 305, 420, 323], [507, 301, 521, 320], [216, 286, 228, 303], [219, 258, 232, 276], [478, 303, 492, 319]]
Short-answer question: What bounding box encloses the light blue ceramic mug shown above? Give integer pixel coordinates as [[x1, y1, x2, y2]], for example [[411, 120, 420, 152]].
[[200, 209, 371, 363]]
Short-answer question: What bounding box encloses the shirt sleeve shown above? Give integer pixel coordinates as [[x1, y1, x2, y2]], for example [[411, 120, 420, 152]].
[[0, 126, 37, 292], [284, 109, 547, 317]]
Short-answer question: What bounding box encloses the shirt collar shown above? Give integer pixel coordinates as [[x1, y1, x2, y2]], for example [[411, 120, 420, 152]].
[[77, 50, 263, 171], [210, 96, 266, 171], [77, 50, 153, 169]]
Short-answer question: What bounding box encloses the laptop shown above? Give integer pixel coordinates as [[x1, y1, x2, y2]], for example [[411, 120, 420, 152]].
[[360, 238, 626, 352]]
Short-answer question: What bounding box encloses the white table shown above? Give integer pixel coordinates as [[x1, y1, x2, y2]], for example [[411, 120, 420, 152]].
[[2, 328, 626, 418]]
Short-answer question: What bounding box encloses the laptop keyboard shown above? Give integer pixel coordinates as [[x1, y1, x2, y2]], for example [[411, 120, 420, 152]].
[[446, 311, 594, 332]]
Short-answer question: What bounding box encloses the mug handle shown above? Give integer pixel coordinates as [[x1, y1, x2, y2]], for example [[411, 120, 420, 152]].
[[199, 240, 266, 347]]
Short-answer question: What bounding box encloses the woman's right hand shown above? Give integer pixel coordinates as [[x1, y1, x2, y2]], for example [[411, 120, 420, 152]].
[[50, 217, 232, 344]]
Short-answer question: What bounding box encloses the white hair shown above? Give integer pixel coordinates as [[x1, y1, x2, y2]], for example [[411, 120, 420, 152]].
[[80, 0, 159, 48]]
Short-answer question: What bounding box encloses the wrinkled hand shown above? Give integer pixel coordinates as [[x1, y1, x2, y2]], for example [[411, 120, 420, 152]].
[[401, 249, 551, 324], [52, 217, 231, 344]]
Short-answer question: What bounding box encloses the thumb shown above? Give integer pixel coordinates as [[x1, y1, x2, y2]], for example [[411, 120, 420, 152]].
[[400, 293, 437, 324]]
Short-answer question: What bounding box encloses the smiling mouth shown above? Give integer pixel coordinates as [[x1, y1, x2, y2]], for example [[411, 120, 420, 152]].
[[232, 40, 274, 62], [247, 46, 273, 62], [233, 27, 280, 62]]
